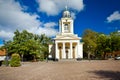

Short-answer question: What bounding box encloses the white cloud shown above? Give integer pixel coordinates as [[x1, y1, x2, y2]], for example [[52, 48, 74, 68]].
[[37, 0, 59, 16], [107, 11, 120, 23], [0, 0, 58, 40], [44, 22, 57, 28], [37, 0, 84, 16], [36, 27, 58, 37], [35, 22, 58, 36], [71, 12, 76, 19], [0, 30, 14, 40]]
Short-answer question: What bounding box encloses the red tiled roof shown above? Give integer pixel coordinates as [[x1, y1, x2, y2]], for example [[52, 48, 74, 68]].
[[0, 49, 6, 56]]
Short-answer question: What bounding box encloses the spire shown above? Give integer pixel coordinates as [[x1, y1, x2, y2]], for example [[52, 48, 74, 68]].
[[65, 5, 68, 11], [65, 0, 68, 10], [63, 5, 71, 18]]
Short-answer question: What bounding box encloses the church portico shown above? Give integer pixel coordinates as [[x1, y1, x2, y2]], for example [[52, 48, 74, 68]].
[[49, 6, 83, 60], [55, 41, 79, 59]]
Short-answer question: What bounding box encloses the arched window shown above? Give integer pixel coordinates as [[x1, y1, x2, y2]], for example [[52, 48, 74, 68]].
[[64, 24, 69, 32]]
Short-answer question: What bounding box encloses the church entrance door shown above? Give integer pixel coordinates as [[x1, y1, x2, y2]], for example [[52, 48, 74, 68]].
[[59, 49, 62, 59], [66, 50, 68, 59], [73, 47, 75, 59]]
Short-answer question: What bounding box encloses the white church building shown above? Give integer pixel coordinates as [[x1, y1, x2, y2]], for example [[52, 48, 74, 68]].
[[49, 7, 83, 60]]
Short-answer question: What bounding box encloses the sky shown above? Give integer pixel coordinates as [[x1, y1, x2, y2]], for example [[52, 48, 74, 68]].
[[0, 0, 120, 45]]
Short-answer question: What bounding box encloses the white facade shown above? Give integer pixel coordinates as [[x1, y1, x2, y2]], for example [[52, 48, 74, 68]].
[[49, 8, 83, 60]]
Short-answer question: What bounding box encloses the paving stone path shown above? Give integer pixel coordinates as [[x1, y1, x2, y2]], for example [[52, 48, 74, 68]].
[[0, 60, 120, 80]]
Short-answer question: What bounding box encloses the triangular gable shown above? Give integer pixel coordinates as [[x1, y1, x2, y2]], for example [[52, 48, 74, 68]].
[[54, 35, 80, 40]]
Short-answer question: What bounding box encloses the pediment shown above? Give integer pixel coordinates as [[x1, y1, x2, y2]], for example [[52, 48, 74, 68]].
[[54, 34, 80, 40]]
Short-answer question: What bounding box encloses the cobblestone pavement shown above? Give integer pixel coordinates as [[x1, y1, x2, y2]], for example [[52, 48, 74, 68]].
[[0, 60, 120, 80]]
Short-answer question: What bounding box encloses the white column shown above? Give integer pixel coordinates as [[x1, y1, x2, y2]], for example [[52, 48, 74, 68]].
[[55, 42, 58, 59], [81, 43, 83, 58], [63, 42, 65, 59], [70, 42, 72, 59], [77, 42, 79, 58]]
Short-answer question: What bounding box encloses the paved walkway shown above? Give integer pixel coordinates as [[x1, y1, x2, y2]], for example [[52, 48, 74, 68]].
[[0, 60, 120, 80]]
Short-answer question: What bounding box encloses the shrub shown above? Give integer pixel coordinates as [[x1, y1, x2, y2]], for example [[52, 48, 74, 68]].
[[2, 60, 10, 66], [10, 53, 21, 67]]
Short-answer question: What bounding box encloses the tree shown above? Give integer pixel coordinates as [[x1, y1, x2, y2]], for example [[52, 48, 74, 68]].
[[2, 30, 52, 61], [26, 39, 41, 61], [82, 29, 98, 59], [38, 34, 53, 59], [96, 34, 112, 59], [110, 31, 120, 52], [13, 30, 34, 60]]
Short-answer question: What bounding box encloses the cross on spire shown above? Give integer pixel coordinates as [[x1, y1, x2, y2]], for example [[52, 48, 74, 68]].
[[65, 0, 68, 11], [65, 5, 68, 11]]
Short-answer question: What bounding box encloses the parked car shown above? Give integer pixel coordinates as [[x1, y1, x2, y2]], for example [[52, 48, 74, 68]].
[[114, 56, 120, 60]]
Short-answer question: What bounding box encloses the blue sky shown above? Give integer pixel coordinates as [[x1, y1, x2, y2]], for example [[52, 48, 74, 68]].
[[0, 0, 120, 45]]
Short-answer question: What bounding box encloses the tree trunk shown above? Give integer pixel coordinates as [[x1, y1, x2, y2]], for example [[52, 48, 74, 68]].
[[33, 55, 36, 62], [88, 52, 91, 61], [103, 52, 107, 60]]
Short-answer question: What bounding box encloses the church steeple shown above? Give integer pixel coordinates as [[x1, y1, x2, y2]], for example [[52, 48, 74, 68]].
[[63, 6, 71, 18], [59, 6, 74, 35]]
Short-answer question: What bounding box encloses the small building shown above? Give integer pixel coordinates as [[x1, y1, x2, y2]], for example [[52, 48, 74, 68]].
[[0, 49, 6, 60], [113, 51, 120, 57], [0, 49, 6, 66], [103, 51, 120, 60], [49, 7, 83, 60]]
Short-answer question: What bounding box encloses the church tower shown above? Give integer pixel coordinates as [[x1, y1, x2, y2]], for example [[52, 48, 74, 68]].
[[49, 7, 83, 60], [59, 6, 73, 35]]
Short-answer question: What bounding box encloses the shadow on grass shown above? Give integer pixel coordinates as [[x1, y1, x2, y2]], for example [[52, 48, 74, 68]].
[[89, 70, 120, 80]]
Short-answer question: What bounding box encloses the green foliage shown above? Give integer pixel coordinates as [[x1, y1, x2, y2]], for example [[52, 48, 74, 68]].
[[82, 29, 98, 58], [96, 34, 111, 53], [10, 53, 21, 67], [2, 60, 10, 66], [39, 53, 44, 61], [2, 30, 52, 61], [110, 32, 120, 51], [82, 29, 120, 59]]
